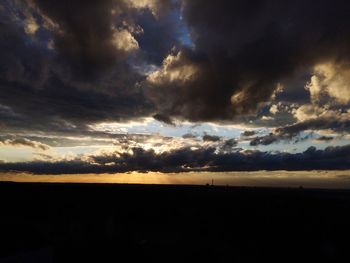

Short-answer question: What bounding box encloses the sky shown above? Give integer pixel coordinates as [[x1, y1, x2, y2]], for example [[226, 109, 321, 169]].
[[1, 0, 350, 175]]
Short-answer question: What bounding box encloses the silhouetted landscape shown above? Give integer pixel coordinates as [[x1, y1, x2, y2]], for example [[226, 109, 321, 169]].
[[1, 182, 350, 262]]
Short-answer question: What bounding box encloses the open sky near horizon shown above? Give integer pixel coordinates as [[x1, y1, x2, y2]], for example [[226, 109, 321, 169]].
[[1, 0, 350, 186], [2, 171, 350, 189]]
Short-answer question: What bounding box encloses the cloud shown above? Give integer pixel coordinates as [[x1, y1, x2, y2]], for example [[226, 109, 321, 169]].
[[182, 133, 197, 139], [306, 63, 350, 105], [315, 136, 334, 142], [145, 0, 350, 121], [152, 113, 174, 125], [132, 4, 180, 65], [23, 16, 39, 35], [2, 0, 350, 142], [270, 61, 350, 137], [111, 29, 139, 53], [2, 144, 350, 174], [277, 106, 350, 136], [147, 51, 198, 85], [241, 130, 257, 137], [220, 138, 238, 152], [255, 63, 350, 139], [0, 138, 50, 151], [202, 134, 221, 142], [249, 133, 281, 146], [0, 0, 169, 133], [248, 104, 350, 145], [30, 0, 139, 76], [127, 0, 173, 18], [269, 104, 279, 115]]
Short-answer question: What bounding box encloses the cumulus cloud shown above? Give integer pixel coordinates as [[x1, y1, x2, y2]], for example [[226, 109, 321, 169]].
[[147, 51, 198, 85], [270, 62, 350, 137], [252, 63, 350, 141], [111, 29, 139, 52], [0, 0, 178, 133], [144, 0, 350, 121], [275, 103, 350, 137], [306, 63, 350, 105]]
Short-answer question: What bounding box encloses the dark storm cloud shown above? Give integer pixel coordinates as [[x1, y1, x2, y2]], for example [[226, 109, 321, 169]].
[[2, 144, 350, 174], [146, 0, 350, 122], [0, 0, 177, 133], [2, 0, 350, 136], [31, 0, 120, 77], [31, 0, 178, 76]]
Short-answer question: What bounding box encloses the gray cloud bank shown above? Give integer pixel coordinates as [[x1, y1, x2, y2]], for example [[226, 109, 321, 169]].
[[1, 144, 350, 174]]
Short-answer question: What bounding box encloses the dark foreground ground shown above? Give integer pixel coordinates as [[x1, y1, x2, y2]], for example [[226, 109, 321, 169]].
[[0, 182, 350, 262]]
